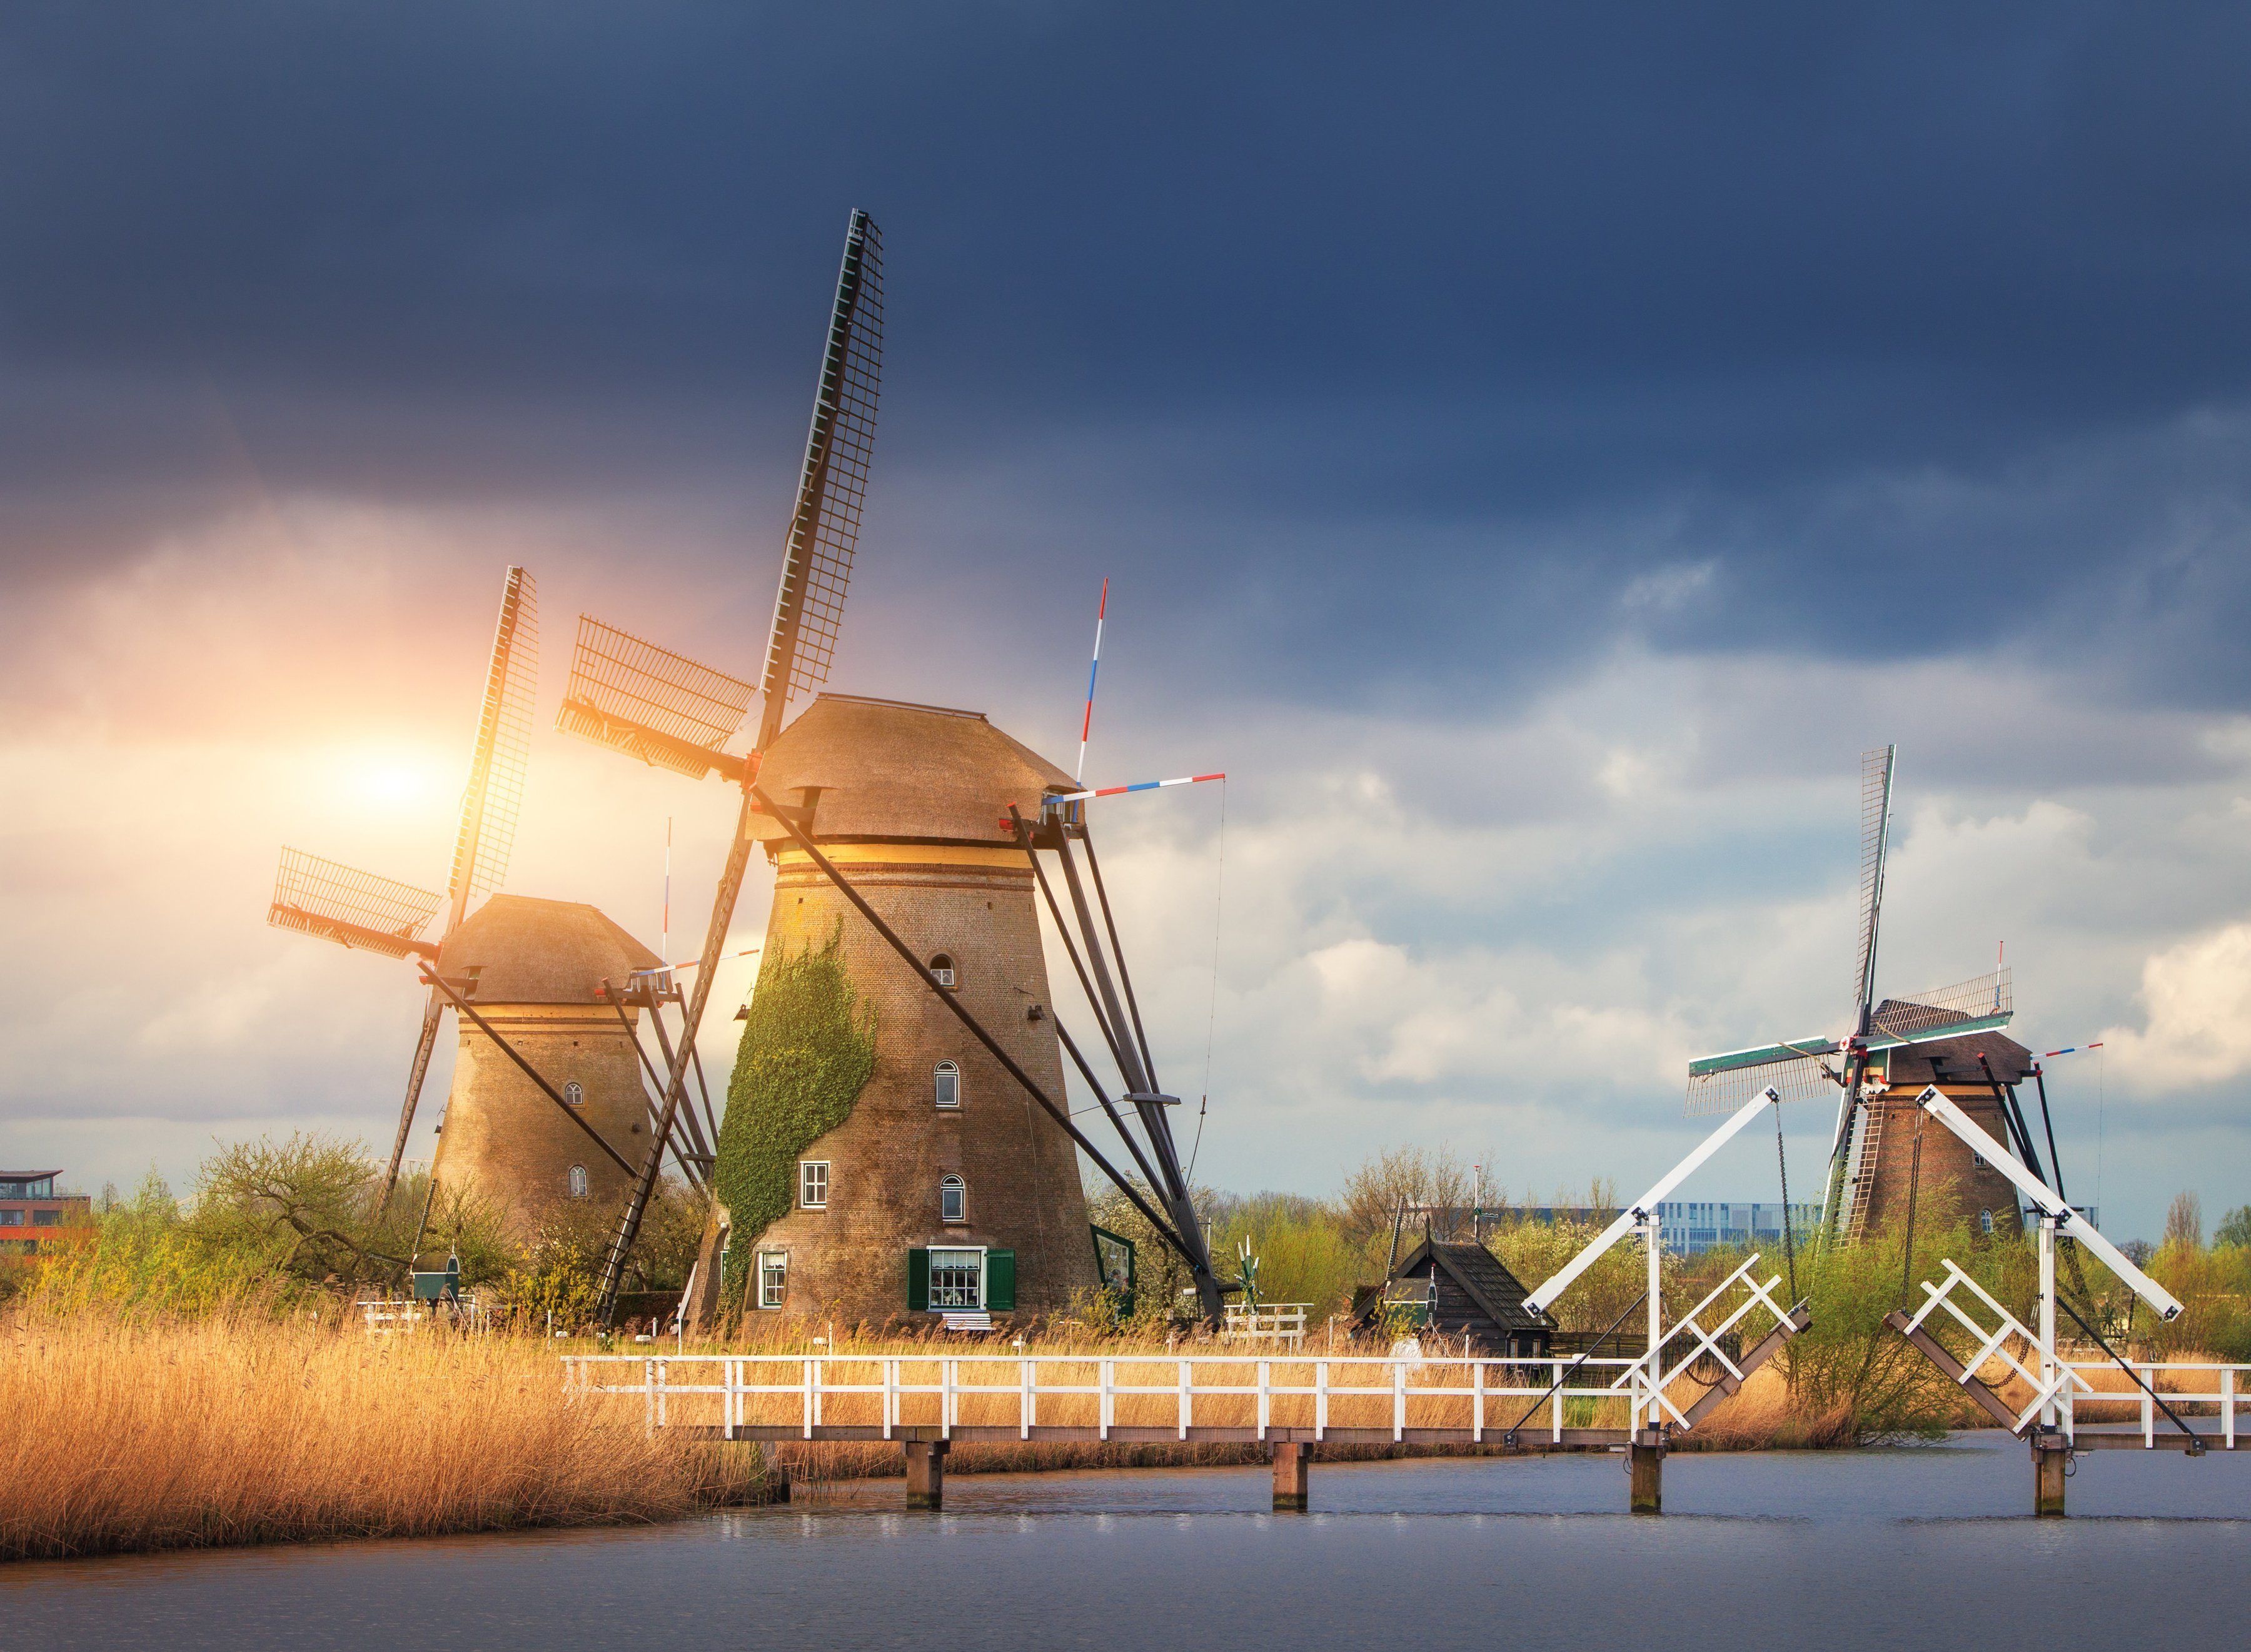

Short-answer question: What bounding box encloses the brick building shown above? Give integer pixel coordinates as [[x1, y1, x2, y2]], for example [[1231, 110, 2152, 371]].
[[726, 694, 1098, 1324], [427, 895, 662, 1243], [1846, 1019, 2036, 1239], [0, 1171, 93, 1256]]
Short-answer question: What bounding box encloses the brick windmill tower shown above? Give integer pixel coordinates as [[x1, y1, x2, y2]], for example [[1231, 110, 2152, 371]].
[[558, 210, 1229, 1327], [1686, 747, 2033, 1242]]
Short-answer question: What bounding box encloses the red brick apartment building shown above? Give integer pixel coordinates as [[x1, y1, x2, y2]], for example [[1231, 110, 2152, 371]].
[[0, 1171, 94, 1255]]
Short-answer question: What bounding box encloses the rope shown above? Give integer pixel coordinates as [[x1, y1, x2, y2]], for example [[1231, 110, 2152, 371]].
[[1187, 778, 1227, 1182], [1898, 1104, 1926, 1311], [1772, 1095, 1798, 1304]]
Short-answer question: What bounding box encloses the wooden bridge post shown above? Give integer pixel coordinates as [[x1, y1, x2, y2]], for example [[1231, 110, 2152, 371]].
[[1628, 1428, 1664, 1514], [905, 1439, 949, 1511], [1271, 1441, 1310, 1511], [2032, 1431, 2067, 1518]]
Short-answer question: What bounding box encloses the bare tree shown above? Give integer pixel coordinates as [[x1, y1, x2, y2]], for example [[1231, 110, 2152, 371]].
[[2163, 1190, 2204, 1251], [1339, 1144, 1473, 1246]]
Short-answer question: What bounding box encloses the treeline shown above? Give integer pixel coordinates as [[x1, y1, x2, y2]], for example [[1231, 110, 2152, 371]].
[[6, 1134, 703, 1322]]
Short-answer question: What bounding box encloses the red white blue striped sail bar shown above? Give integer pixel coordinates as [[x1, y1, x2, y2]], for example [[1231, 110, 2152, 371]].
[[1045, 773, 1225, 807]]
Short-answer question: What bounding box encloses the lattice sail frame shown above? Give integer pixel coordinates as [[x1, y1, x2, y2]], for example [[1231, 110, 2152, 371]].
[[558, 615, 756, 778], [1850, 745, 1896, 1019], [1685, 969, 2015, 1117], [268, 848, 443, 961], [757, 209, 882, 750], [449, 567, 538, 906]]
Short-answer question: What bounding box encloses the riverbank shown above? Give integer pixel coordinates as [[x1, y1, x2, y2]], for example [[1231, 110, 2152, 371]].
[[0, 1307, 773, 1562]]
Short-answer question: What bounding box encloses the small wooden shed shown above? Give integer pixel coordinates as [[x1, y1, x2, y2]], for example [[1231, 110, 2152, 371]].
[[1352, 1238, 1556, 1357]]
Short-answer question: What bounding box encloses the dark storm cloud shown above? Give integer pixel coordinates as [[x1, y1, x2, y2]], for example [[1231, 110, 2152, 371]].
[[6, 1, 2251, 698]]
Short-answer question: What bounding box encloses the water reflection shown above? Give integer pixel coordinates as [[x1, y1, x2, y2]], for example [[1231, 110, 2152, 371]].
[[6, 1434, 2245, 1652]]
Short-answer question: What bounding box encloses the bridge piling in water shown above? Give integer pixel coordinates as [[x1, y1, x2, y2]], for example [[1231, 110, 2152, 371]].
[[1628, 1429, 1664, 1514], [2032, 1432, 2067, 1517], [905, 1440, 948, 1510], [1271, 1441, 1310, 1510]]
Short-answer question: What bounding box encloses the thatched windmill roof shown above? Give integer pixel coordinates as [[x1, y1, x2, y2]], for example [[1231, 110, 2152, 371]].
[[752, 693, 1074, 847], [435, 894, 660, 1004]]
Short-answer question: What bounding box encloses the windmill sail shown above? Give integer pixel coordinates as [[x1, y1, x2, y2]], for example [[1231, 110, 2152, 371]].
[[1850, 744, 1896, 1027], [383, 567, 540, 1199], [447, 567, 538, 912], [756, 208, 883, 752], [268, 849, 443, 962], [557, 615, 755, 779]]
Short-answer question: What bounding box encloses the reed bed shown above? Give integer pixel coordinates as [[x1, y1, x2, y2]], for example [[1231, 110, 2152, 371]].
[[0, 1306, 770, 1562]]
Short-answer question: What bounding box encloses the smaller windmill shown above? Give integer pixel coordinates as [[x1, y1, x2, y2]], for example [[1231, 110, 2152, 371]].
[[1683, 745, 2017, 1242], [266, 565, 539, 1202]]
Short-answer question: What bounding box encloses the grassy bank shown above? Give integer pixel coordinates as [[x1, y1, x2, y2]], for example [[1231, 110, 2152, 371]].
[[0, 1305, 770, 1562]]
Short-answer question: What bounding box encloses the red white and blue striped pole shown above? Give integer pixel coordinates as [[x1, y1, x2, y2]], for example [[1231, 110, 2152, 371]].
[[1076, 577, 1107, 782], [1045, 772, 1226, 806]]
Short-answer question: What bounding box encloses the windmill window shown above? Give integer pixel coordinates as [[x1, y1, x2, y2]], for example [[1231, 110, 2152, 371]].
[[568, 1164, 588, 1199], [758, 1251, 788, 1310], [800, 1161, 830, 1209], [1980, 1209, 1995, 1236], [934, 1061, 961, 1109], [940, 1175, 967, 1224], [563, 1080, 585, 1107], [929, 1247, 982, 1307], [929, 954, 957, 989]]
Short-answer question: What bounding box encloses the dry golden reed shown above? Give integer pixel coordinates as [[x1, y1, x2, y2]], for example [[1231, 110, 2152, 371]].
[[1, 1306, 768, 1561]]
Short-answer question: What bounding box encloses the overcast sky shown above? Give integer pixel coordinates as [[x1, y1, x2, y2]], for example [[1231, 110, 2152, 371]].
[[5, 3, 2249, 1239]]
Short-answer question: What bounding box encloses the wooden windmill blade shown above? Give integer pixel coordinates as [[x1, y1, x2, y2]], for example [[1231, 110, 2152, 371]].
[[592, 209, 885, 1326], [556, 615, 756, 778], [266, 848, 443, 961], [381, 567, 541, 1201], [1683, 1039, 1843, 1117], [1818, 743, 1899, 1238], [756, 206, 882, 752]]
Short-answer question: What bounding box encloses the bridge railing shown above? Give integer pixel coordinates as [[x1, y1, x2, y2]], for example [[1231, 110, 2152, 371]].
[[560, 1351, 1670, 1444]]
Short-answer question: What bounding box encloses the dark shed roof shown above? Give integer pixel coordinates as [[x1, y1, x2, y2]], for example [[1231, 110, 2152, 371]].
[[1354, 1239, 1556, 1339], [751, 694, 1074, 847], [436, 895, 661, 1005]]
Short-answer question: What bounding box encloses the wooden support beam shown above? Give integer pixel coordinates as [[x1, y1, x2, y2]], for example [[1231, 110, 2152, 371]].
[[904, 1439, 949, 1511], [1884, 1310, 2023, 1430], [2032, 1430, 2067, 1517], [1628, 1429, 1664, 1514], [1271, 1441, 1310, 1511], [1683, 1305, 1811, 1426]]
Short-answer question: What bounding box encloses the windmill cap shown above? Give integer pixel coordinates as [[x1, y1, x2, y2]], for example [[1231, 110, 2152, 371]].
[[435, 895, 661, 1004], [753, 694, 1074, 847]]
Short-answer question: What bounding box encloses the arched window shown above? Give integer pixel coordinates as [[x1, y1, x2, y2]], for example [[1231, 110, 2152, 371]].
[[934, 1060, 961, 1109], [1979, 1209, 1994, 1236], [563, 1080, 585, 1107], [568, 1164, 588, 1199], [940, 1175, 966, 1224], [929, 953, 957, 989]]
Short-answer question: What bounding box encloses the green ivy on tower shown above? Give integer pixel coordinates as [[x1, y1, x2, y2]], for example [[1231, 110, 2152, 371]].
[[713, 922, 878, 1300]]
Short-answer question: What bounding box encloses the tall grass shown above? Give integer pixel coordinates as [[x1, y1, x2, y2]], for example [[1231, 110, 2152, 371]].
[[0, 1304, 768, 1561]]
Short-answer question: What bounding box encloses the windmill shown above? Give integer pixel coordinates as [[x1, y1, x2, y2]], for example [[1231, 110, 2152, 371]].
[[559, 208, 1232, 1327], [267, 565, 538, 1204], [1683, 746, 2025, 1244]]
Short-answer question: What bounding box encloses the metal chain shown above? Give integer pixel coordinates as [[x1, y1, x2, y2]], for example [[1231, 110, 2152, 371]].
[[1773, 1097, 1798, 1304]]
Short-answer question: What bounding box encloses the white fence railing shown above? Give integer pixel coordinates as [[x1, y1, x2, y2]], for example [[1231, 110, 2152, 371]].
[[1903, 1260, 2247, 1446], [561, 1351, 1661, 1443], [1222, 1304, 1311, 1344]]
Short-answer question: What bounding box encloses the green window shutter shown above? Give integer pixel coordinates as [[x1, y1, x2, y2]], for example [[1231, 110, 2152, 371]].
[[907, 1247, 930, 1311], [986, 1249, 1016, 1312]]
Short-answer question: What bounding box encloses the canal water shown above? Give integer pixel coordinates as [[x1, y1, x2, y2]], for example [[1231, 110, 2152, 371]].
[[8, 1434, 2245, 1651]]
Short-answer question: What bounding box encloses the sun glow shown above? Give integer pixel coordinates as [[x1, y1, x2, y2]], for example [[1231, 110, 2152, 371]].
[[337, 749, 455, 812]]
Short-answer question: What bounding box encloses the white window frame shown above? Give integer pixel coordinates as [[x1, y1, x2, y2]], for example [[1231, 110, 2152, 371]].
[[568, 1164, 588, 1199], [927, 1245, 986, 1309], [934, 1060, 961, 1109], [929, 954, 957, 989], [800, 1161, 830, 1210], [940, 1174, 967, 1224], [758, 1250, 788, 1310]]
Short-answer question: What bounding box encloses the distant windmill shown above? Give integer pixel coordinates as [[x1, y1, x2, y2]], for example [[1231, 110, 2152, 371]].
[[1684, 746, 2025, 1243], [267, 566, 538, 1203], [560, 209, 1231, 1329]]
